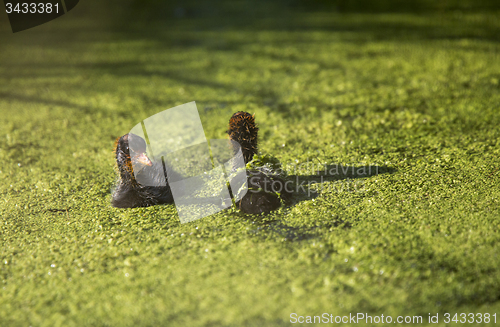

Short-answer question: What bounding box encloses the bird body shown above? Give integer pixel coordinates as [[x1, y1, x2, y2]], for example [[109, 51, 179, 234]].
[[237, 168, 291, 214], [227, 112, 292, 214], [112, 133, 177, 208]]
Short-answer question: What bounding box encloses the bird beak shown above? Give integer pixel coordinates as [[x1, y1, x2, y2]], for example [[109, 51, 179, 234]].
[[134, 152, 153, 167]]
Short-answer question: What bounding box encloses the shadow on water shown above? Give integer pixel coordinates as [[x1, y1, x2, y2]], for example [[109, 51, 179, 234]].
[[241, 164, 396, 241], [246, 219, 351, 242], [288, 164, 396, 198], [115, 0, 500, 43]]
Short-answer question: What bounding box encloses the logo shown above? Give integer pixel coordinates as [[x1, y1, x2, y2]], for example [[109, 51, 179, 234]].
[[127, 102, 248, 223]]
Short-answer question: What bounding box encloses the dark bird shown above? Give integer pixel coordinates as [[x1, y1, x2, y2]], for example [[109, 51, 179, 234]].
[[111, 133, 178, 208], [227, 112, 292, 214], [236, 169, 290, 215]]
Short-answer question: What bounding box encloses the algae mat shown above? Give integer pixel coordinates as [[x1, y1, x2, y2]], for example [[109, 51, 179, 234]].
[[1, 3, 500, 326]]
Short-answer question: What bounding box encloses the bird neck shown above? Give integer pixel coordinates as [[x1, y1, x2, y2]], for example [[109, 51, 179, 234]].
[[117, 153, 140, 186], [240, 141, 258, 164]]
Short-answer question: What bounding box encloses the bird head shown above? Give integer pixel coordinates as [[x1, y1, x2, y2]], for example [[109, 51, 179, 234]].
[[114, 133, 152, 181], [227, 111, 259, 164]]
